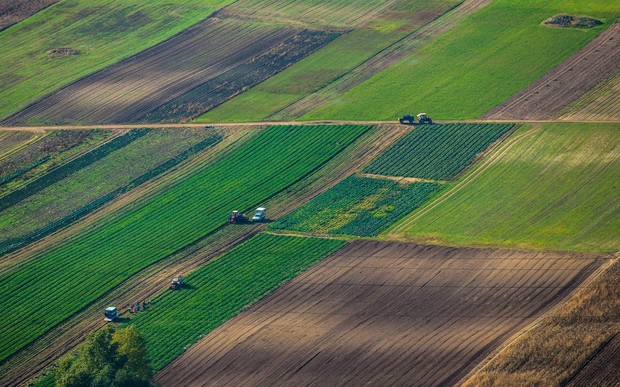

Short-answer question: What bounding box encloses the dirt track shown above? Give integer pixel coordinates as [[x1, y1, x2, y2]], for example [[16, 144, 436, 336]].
[[485, 21, 620, 120], [156, 240, 603, 387]]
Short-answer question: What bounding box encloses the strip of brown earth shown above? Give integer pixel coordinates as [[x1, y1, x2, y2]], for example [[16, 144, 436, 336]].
[[561, 70, 620, 121], [485, 20, 620, 120], [357, 172, 447, 185], [463, 257, 620, 386], [2, 16, 338, 126], [0, 0, 58, 31], [0, 124, 407, 386], [155, 240, 604, 387]]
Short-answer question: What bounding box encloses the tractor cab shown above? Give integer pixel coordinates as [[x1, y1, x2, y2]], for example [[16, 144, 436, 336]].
[[170, 276, 184, 290], [252, 207, 266, 222], [229, 210, 247, 224], [104, 306, 119, 322], [417, 113, 433, 124]]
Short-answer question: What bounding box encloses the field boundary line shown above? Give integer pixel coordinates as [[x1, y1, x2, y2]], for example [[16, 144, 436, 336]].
[[458, 256, 617, 386]]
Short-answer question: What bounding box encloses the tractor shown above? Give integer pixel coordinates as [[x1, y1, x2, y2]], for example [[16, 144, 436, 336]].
[[104, 306, 119, 322], [170, 276, 184, 290], [399, 113, 433, 125], [228, 210, 248, 224]]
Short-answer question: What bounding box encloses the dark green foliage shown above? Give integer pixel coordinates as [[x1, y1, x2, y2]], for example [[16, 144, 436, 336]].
[[0, 124, 369, 363], [271, 175, 441, 236], [364, 123, 515, 180], [54, 326, 152, 387], [0, 129, 149, 211], [131, 234, 346, 370], [0, 134, 222, 256]]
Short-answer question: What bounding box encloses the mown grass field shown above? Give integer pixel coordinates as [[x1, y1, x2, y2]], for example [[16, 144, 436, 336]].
[[0, 124, 369, 363], [271, 175, 441, 236], [197, 0, 459, 122], [131, 234, 346, 370], [0, 0, 235, 120], [389, 123, 620, 253], [304, 0, 620, 120]]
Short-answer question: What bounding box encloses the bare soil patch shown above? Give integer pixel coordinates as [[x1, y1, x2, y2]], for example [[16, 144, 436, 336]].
[[0, 0, 58, 31], [485, 21, 620, 120], [47, 47, 80, 58], [543, 14, 603, 29], [568, 333, 620, 386], [155, 240, 603, 387]]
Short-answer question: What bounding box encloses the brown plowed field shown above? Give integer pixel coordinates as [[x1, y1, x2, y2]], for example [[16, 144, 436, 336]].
[[0, 0, 58, 31], [561, 71, 620, 121], [568, 333, 620, 387], [2, 18, 336, 126], [156, 241, 603, 387], [485, 21, 620, 120]]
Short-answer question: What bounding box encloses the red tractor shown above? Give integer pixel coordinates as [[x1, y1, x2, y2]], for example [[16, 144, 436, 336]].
[[228, 210, 248, 224]]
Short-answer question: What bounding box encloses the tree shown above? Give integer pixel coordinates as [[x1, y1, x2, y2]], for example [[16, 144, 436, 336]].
[[55, 326, 153, 387]]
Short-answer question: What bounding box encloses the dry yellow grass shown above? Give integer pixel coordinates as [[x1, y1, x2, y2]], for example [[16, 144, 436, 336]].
[[463, 257, 620, 386]]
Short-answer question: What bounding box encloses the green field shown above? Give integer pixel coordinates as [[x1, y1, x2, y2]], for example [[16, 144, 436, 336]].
[[198, 0, 459, 122], [304, 0, 620, 120], [131, 234, 346, 370], [389, 123, 620, 253], [364, 123, 515, 180], [0, 129, 221, 255], [0, 0, 235, 120], [0, 124, 369, 363], [271, 175, 441, 236]]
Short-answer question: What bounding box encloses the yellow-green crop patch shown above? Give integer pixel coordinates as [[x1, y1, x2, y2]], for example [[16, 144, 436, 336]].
[[389, 123, 620, 253]]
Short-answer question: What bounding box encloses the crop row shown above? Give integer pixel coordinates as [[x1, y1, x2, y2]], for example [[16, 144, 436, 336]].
[[0, 133, 223, 256], [0, 130, 111, 197], [271, 175, 441, 236], [0, 124, 370, 363], [364, 123, 515, 180], [131, 233, 346, 370]]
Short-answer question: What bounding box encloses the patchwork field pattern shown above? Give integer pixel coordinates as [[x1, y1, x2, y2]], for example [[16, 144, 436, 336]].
[[0, 131, 41, 161], [131, 234, 346, 370], [4, 17, 339, 125], [0, 129, 222, 256], [0, 0, 237, 121], [561, 70, 620, 122], [390, 123, 620, 253], [486, 21, 620, 120], [0, 124, 369, 363], [156, 241, 603, 386], [271, 175, 441, 236], [364, 123, 514, 180]]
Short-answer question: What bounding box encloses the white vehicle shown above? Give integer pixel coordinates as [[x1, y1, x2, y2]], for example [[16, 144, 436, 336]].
[[252, 207, 266, 222], [104, 306, 119, 322]]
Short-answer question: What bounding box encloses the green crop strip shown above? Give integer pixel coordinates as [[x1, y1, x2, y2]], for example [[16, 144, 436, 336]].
[[130, 234, 346, 371], [364, 123, 515, 180], [0, 134, 223, 257], [0, 124, 369, 363], [0, 129, 150, 212], [271, 175, 442, 237]]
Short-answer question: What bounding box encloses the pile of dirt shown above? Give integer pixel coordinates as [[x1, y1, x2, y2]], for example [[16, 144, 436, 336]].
[[543, 14, 603, 29], [47, 47, 80, 58]]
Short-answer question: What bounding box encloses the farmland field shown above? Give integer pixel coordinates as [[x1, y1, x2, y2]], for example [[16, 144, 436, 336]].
[[271, 175, 441, 236], [131, 234, 346, 370], [0, 124, 369, 364], [0, 128, 222, 256], [0, 131, 41, 160], [0, 130, 113, 198], [561, 70, 620, 122], [303, 0, 620, 120], [486, 21, 620, 120], [389, 123, 620, 253], [364, 123, 515, 180], [5, 17, 339, 125], [0, 0, 236, 121], [155, 240, 603, 386]]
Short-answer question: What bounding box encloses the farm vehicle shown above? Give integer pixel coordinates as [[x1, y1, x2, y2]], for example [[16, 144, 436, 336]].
[[170, 276, 184, 290], [229, 208, 267, 224], [104, 306, 119, 322], [399, 113, 433, 125]]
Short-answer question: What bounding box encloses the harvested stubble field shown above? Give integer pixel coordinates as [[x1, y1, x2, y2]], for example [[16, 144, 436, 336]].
[[486, 21, 620, 120], [3, 17, 338, 125], [156, 240, 603, 387]]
